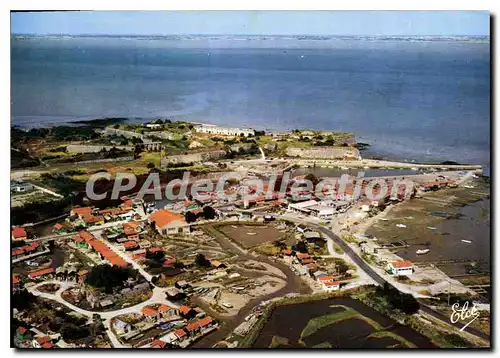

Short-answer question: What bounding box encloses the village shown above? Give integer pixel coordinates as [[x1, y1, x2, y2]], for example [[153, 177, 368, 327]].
[[11, 122, 490, 349]]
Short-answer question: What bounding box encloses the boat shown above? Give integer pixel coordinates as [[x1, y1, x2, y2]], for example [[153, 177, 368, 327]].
[[379, 218, 389, 221], [411, 167, 418, 171], [396, 224, 407, 228], [464, 185, 475, 189], [461, 240, 472, 244], [416, 249, 430, 255], [405, 216, 414, 219], [427, 226, 437, 230], [340, 166, 349, 170], [363, 166, 370, 169]]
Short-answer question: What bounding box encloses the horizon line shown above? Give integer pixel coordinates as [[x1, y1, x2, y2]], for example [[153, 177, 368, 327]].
[[12, 33, 490, 38]]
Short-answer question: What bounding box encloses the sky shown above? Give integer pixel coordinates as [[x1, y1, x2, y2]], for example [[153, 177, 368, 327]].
[[11, 11, 490, 36]]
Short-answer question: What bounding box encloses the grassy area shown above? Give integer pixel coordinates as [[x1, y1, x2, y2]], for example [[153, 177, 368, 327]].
[[333, 243, 344, 254], [341, 234, 358, 244], [253, 243, 283, 256], [269, 336, 291, 348], [368, 331, 417, 348], [300, 307, 357, 339]]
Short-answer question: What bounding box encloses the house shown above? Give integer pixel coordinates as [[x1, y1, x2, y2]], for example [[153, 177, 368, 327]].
[[295, 252, 310, 261], [11, 227, 27, 241], [317, 276, 340, 291], [151, 339, 167, 348], [148, 209, 190, 235], [16, 327, 31, 341], [166, 288, 186, 301], [304, 231, 321, 240], [307, 205, 336, 220], [296, 224, 308, 233], [71, 206, 94, 221], [198, 316, 214, 331], [11, 180, 34, 193], [387, 261, 414, 276], [13, 275, 22, 291], [158, 304, 179, 318], [123, 241, 138, 251], [174, 280, 190, 290], [28, 267, 55, 281], [282, 249, 293, 256], [141, 306, 159, 321], [113, 319, 132, 335], [32, 336, 52, 348], [179, 305, 196, 319], [186, 321, 201, 336], [174, 329, 187, 341], [210, 260, 227, 269], [53, 223, 69, 234]]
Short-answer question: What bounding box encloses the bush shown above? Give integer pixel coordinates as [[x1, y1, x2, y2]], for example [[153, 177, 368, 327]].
[[195, 254, 211, 267]]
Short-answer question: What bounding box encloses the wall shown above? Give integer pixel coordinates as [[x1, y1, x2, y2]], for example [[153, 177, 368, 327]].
[[285, 146, 360, 160], [67, 144, 135, 154]]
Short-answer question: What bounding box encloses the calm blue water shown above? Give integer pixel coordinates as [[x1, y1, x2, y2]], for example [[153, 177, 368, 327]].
[[11, 37, 490, 172]]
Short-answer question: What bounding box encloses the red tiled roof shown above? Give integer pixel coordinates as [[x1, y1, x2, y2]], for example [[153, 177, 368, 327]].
[[28, 267, 54, 279], [53, 223, 64, 230], [12, 227, 27, 238], [17, 327, 28, 334], [149, 209, 186, 229], [12, 248, 24, 256], [151, 339, 166, 348], [42, 342, 54, 349], [282, 250, 293, 256], [158, 304, 175, 313], [391, 261, 413, 269], [179, 305, 192, 314], [148, 247, 163, 253], [123, 241, 138, 248], [186, 322, 200, 332], [36, 336, 51, 345], [300, 258, 314, 265], [141, 306, 158, 316], [72, 206, 93, 216], [198, 316, 213, 328], [13, 275, 20, 285], [318, 276, 335, 282], [132, 253, 146, 260], [74, 231, 96, 243], [296, 252, 310, 260], [324, 281, 340, 287], [174, 329, 187, 338]]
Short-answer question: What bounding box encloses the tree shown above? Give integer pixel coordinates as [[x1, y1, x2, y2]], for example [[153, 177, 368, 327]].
[[147, 162, 155, 169], [202, 206, 217, 220], [293, 241, 308, 253], [184, 211, 198, 223], [85, 264, 134, 293], [195, 253, 211, 267]]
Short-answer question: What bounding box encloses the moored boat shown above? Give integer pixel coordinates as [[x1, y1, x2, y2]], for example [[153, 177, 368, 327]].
[[416, 249, 430, 255]]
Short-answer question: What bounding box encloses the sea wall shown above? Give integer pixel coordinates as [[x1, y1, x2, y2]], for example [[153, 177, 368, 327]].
[[286, 146, 360, 160]]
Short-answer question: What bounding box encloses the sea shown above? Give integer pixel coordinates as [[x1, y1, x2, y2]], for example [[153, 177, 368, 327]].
[[11, 36, 491, 174]]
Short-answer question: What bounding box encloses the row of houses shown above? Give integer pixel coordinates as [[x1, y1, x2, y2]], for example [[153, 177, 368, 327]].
[[12, 241, 45, 260], [73, 231, 128, 268]]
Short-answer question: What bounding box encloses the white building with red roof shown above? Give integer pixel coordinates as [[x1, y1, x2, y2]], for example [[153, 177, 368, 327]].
[[387, 261, 414, 276]]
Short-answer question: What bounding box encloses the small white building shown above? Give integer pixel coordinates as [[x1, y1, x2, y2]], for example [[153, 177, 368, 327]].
[[387, 261, 414, 276], [308, 205, 335, 220], [317, 276, 340, 291]]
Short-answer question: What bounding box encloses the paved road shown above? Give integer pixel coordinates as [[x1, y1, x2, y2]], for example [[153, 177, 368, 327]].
[[252, 211, 490, 342]]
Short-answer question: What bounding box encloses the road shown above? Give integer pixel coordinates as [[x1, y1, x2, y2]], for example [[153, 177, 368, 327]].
[[252, 211, 490, 342]]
